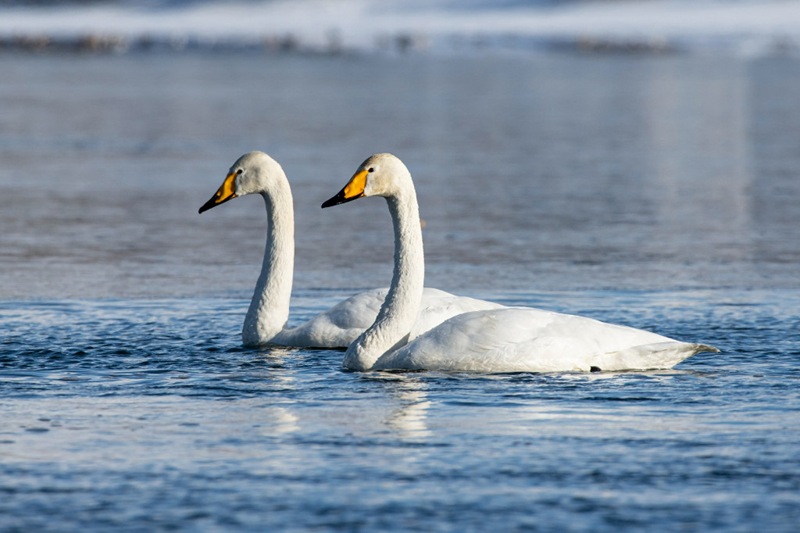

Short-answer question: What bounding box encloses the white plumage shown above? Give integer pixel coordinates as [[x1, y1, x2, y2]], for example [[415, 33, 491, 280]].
[[199, 151, 502, 348], [322, 153, 718, 372]]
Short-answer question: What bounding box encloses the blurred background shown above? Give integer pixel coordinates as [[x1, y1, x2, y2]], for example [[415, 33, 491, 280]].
[[1, 0, 799, 299], [2, 4, 800, 532]]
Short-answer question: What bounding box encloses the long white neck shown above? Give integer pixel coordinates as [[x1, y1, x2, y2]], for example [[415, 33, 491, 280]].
[[242, 179, 295, 346], [343, 190, 425, 371]]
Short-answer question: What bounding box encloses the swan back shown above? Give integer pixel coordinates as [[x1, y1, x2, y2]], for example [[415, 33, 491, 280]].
[[374, 307, 714, 373]]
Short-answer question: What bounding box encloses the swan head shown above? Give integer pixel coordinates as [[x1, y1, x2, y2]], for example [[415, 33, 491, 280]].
[[321, 153, 411, 208], [199, 151, 286, 214]]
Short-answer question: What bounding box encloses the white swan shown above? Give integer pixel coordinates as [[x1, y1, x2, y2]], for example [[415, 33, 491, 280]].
[[321, 153, 719, 372], [199, 151, 502, 348]]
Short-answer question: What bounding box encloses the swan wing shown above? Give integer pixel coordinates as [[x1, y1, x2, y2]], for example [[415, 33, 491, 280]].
[[374, 307, 716, 373], [410, 291, 505, 340], [276, 287, 499, 348], [588, 341, 719, 372], [275, 288, 390, 347]]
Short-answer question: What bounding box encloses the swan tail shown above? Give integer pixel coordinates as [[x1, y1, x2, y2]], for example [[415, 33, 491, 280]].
[[589, 341, 719, 372], [692, 344, 721, 355]]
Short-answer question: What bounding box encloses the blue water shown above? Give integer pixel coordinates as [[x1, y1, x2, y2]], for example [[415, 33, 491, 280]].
[[2, 51, 800, 531], [2, 291, 799, 531]]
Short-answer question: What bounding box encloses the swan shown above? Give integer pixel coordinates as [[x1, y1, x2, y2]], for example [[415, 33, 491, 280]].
[[198, 151, 502, 348], [321, 153, 719, 372]]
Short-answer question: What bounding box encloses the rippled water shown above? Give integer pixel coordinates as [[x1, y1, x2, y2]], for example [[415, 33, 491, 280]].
[[2, 52, 800, 531], [2, 291, 799, 531]]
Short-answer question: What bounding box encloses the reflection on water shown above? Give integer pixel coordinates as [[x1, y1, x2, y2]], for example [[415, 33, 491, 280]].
[[1, 52, 800, 532], [0, 55, 799, 299], [0, 294, 798, 531], [645, 60, 753, 264], [383, 376, 432, 440]]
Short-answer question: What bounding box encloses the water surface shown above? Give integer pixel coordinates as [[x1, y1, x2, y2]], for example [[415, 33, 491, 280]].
[[1, 52, 799, 531]]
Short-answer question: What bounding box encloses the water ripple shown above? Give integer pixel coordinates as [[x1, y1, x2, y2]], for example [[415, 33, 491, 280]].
[[1, 292, 799, 532]]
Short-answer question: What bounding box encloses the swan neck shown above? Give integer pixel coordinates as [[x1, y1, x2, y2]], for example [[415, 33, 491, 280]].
[[344, 190, 424, 370], [242, 181, 294, 346]]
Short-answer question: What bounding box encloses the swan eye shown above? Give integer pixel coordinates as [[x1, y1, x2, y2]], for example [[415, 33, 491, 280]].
[[368, 167, 375, 173], [236, 168, 243, 175]]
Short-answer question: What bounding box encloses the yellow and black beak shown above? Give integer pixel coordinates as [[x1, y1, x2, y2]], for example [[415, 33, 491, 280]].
[[321, 168, 368, 208], [199, 172, 237, 214]]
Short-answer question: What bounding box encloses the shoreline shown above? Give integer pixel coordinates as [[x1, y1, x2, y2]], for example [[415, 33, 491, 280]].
[[0, 31, 797, 58]]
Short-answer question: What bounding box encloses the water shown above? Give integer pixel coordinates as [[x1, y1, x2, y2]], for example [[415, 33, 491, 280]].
[[2, 51, 800, 531]]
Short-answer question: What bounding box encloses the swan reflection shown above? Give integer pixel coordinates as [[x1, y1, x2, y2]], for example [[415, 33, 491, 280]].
[[383, 375, 432, 440]]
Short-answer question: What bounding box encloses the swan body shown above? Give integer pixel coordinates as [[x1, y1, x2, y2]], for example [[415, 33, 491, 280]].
[[272, 286, 501, 348], [199, 151, 501, 348], [322, 153, 718, 372], [375, 308, 715, 372]]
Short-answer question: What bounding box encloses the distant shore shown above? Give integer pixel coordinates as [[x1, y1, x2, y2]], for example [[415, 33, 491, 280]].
[[2, 31, 798, 57]]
